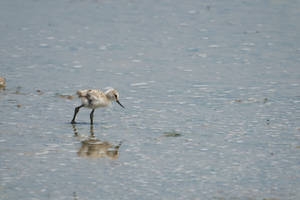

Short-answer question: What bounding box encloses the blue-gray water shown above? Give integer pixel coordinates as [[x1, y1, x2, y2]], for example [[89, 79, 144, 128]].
[[1, 0, 300, 199]]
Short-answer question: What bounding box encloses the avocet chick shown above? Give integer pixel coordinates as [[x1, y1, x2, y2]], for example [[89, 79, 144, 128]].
[[71, 88, 124, 124], [0, 77, 6, 90]]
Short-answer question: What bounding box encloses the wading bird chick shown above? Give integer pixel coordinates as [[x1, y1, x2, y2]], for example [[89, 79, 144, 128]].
[[71, 88, 124, 124], [0, 77, 6, 90]]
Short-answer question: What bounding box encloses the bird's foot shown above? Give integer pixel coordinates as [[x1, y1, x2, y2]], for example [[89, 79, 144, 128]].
[[71, 120, 77, 124]]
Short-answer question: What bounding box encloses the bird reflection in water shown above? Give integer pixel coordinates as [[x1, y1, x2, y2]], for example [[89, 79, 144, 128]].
[[72, 124, 122, 160]]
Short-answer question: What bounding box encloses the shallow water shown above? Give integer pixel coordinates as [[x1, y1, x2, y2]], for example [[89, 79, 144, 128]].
[[1, 0, 300, 199]]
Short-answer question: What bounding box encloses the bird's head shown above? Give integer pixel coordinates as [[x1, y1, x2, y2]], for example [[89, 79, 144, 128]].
[[105, 88, 125, 108]]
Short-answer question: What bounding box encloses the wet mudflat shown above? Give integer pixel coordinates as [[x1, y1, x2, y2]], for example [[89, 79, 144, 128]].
[[0, 0, 300, 199]]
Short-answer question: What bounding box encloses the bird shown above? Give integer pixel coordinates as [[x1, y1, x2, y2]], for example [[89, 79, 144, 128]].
[[71, 88, 124, 124], [0, 77, 6, 90]]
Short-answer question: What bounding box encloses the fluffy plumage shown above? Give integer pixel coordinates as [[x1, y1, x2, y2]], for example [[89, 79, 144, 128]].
[[71, 88, 124, 124]]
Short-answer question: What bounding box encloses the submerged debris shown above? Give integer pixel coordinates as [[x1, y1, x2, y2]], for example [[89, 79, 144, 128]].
[[231, 97, 270, 104], [233, 99, 242, 103], [163, 130, 182, 137], [36, 89, 44, 95], [55, 93, 75, 100]]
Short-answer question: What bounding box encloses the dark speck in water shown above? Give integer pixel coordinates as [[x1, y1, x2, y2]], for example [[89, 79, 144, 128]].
[[36, 89, 43, 95], [234, 99, 242, 103], [56, 93, 75, 100], [163, 131, 182, 137]]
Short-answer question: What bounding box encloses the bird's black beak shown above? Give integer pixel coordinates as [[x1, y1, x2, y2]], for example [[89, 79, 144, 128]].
[[116, 100, 125, 108]]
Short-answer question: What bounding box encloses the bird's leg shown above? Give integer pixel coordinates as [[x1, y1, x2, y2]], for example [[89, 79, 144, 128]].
[[71, 105, 84, 124], [90, 109, 95, 125]]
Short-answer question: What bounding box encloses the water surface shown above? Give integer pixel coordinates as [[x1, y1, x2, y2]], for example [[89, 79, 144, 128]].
[[1, 0, 300, 199]]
